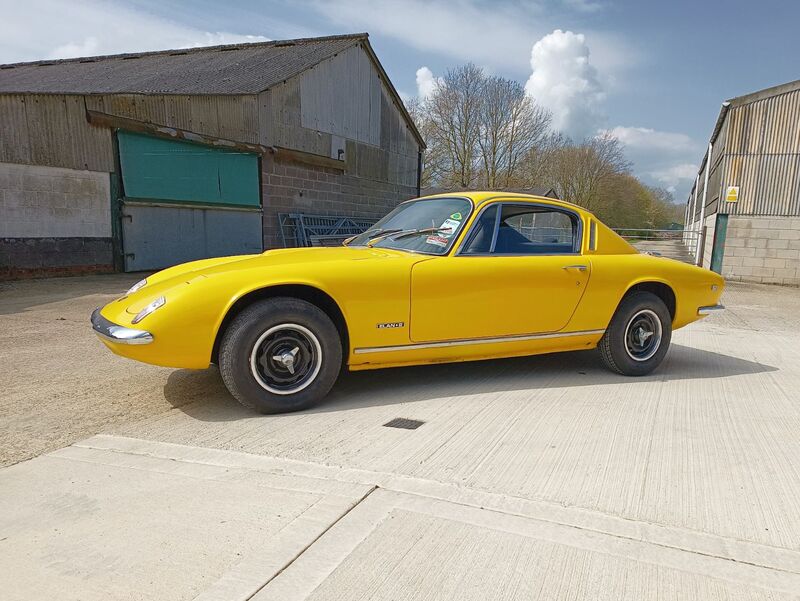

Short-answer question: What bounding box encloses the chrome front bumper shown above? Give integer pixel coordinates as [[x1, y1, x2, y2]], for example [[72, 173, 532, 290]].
[[697, 304, 725, 316], [91, 308, 154, 345]]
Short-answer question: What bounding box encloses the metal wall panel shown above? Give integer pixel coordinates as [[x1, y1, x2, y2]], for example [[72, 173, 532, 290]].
[[299, 44, 381, 146], [259, 46, 420, 188], [121, 203, 262, 271], [0, 95, 31, 163], [711, 88, 800, 216], [260, 81, 331, 157], [0, 94, 113, 171], [89, 93, 260, 144]]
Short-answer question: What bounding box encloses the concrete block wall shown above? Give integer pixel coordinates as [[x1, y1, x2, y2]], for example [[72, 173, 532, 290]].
[[721, 215, 800, 286], [261, 159, 418, 248], [0, 162, 113, 279]]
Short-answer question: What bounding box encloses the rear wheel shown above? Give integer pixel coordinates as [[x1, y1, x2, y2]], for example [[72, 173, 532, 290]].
[[219, 298, 342, 413], [598, 291, 672, 376]]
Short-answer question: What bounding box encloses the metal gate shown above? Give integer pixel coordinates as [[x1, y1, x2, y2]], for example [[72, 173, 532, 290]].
[[612, 229, 700, 264], [278, 213, 377, 247], [117, 131, 262, 271]]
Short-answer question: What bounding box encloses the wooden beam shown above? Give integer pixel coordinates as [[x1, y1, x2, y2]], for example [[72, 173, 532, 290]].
[[86, 110, 268, 155], [87, 109, 347, 171], [270, 146, 346, 171]]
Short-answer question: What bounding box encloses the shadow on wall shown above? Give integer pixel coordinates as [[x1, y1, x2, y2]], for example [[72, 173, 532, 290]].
[[162, 344, 777, 423]]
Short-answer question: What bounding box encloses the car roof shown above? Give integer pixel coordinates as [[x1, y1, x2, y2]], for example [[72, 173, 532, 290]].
[[414, 191, 590, 216]]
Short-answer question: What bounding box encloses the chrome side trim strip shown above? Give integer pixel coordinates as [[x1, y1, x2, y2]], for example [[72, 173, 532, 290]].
[[697, 304, 725, 316], [91, 308, 154, 345], [354, 328, 606, 354]]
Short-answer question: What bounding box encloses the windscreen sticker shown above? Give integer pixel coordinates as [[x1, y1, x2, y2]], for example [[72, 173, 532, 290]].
[[426, 235, 449, 248], [438, 218, 461, 238], [450, 212, 462, 220]]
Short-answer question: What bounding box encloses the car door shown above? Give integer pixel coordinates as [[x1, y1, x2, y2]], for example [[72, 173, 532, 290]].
[[409, 202, 590, 342]]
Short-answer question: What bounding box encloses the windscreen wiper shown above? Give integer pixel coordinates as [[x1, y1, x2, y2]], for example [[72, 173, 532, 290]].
[[391, 226, 454, 240], [345, 228, 403, 247], [366, 226, 454, 247]]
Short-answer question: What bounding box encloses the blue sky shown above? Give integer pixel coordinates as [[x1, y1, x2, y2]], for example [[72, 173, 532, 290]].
[[2, 0, 798, 201]]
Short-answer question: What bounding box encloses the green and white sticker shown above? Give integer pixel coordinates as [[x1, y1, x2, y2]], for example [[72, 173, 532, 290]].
[[439, 218, 461, 238]]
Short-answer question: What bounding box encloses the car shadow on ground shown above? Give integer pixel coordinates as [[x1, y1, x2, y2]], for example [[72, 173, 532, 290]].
[[162, 343, 777, 422]]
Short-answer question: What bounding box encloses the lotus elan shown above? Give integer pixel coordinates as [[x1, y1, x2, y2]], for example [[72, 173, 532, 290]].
[[92, 192, 724, 413]]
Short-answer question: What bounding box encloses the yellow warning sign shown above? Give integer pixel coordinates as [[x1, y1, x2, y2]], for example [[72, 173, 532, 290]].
[[725, 186, 739, 202]]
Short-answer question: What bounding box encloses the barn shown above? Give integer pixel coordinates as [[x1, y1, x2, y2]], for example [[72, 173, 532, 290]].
[[0, 33, 423, 278], [684, 79, 800, 286]]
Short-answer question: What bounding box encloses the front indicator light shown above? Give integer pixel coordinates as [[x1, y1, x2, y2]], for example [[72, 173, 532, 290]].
[[132, 296, 166, 324], [127, 278, 148, 295]]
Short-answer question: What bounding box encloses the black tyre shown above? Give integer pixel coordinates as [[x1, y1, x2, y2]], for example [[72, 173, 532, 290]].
[[598, 291, 672, 376], [218, 298, 342, 413]]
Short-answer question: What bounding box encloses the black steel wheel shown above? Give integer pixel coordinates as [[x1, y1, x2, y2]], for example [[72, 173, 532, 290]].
[[250, 323, 322, 395], [599, 291, 671, 376], [624, 309, 663, 362], [219, 298, 342, 413]]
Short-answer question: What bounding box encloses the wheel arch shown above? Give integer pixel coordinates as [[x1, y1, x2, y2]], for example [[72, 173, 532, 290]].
[[211, 284, 349, 364], [622, 280, 676, 322]]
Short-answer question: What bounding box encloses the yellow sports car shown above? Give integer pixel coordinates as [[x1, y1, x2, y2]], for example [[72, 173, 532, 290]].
[[92, 192, 724, 413]]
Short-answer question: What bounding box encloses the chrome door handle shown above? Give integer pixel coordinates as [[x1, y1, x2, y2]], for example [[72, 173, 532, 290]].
[[563, 264, 588, 272]]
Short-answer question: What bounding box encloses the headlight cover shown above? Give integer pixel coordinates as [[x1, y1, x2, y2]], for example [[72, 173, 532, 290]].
[[127, 278, 148, 295], [131, 296, 166, 324]]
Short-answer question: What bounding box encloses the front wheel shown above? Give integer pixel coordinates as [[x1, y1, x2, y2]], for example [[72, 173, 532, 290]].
[[598, 291, 672, 376], [219, 298, 342, 413]]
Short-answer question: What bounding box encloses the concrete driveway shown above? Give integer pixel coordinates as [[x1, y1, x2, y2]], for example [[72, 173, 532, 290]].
[[1, 275, 799, 599]]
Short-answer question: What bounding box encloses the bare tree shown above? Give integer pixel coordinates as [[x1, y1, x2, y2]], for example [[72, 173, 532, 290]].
[[542, 133, 630, 211], [478, 77, 552, 188], [426, 63, 484, 188], [406, 96, 447, 188]]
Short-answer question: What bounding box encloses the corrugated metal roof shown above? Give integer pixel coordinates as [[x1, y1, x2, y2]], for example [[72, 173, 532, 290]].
[[0, 34, 366, 95]]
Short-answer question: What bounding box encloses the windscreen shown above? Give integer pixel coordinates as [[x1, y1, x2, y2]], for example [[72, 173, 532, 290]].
[[346, 197, 472, 255]]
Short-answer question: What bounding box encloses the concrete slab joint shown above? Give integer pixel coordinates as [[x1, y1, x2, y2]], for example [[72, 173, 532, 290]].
[[3, 435, 799, 601]]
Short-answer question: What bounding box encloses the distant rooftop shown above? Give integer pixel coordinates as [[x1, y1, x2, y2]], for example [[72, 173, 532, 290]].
[[420, 186, 559, 199], [0, 33, 367, 95]]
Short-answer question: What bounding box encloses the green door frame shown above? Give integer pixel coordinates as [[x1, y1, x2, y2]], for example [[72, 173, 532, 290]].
[[709, 213, 728, 274]]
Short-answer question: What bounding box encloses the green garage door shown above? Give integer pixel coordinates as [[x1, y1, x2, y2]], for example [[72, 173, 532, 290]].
[[118, 131, 259, 207], [117, 131, 263, 271]]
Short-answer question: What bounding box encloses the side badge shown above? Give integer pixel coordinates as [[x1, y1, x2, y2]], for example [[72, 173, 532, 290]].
[[377, 322, 405, 329]]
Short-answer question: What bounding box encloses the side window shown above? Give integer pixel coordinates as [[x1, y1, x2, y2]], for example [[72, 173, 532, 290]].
[[493, 205, 577, 255], [461, 205, 498, 254]]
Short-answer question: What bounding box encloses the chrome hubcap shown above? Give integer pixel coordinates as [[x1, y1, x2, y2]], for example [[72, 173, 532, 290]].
[[272, 347, 300, 374], [624, 309, 662, 362], [249, 324, 323, 395]]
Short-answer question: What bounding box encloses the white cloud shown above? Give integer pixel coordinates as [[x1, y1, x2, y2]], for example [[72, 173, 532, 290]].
[[525, 29, 605, 140], [416, 66, 441, 99], [602, 126, 701, 196], [605, 126, 696, 153], [307, 0, 637, 76], [648, 163, 698, 184], [0, 0, 269, 64]]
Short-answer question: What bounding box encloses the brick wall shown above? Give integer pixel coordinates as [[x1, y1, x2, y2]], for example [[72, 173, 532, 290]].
[[261, 158, 418, 249], [721, 216, 800, 286], [0, 238, 114, 279]]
